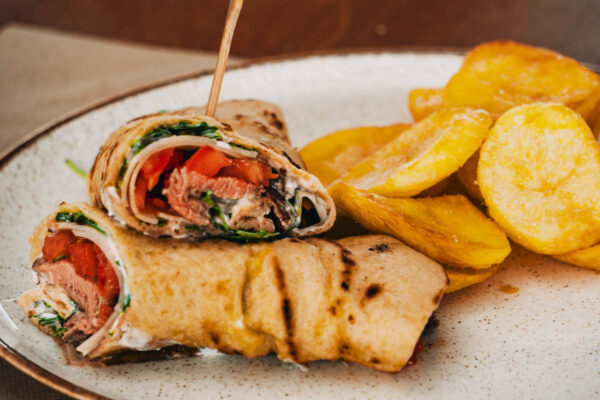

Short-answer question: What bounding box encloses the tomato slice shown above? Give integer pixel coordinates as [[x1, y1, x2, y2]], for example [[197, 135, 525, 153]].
[[164, 149, 186, 171], [184, 146, 232, 177], [67, 240, 97, 279], [134, 175, 148, 213], [141, 149, 173, 190], [219, 159, 278, 185], [96, 246, 119, 300], [42, 230, 75, 261]]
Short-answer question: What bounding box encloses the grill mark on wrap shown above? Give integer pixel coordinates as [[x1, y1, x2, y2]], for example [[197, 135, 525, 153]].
[[331, 242, 356, 291], [273, 257, 296, 359]]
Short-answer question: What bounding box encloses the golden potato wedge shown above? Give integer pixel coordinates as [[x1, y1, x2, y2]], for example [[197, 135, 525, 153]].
[[456, 151, 484, 204], [479, 103, 600, 254], [340, 108, 492, 197], [586, 96, 600, 139], [443, 41, 600, 119], [299, 123, 410, 187], [329, 182, 511, 269], [408, 88, 443, 121], [446, 267, 497, 294], [415, 176, 451, 198], [554, 244, 600, 272]]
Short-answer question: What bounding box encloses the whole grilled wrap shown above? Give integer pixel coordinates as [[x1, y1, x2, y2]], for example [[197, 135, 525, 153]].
[[89, 100, 335, 239], [19, 202, 448, 372]]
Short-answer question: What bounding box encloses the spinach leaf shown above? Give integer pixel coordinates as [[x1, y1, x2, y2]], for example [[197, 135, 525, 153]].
[[55, 212, 107, 235], [130, 121, 220, 156]]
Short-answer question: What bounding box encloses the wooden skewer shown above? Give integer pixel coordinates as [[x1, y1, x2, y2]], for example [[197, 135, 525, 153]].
[[206, 0, 244, 117]]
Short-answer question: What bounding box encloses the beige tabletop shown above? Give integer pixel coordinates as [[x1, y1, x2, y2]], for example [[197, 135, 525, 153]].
[[0, 23, 242, 400]]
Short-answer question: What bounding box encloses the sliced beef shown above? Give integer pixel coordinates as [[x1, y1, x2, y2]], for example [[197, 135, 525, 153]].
[[164, 167, 296, 233], [35, 260, 105, 341]]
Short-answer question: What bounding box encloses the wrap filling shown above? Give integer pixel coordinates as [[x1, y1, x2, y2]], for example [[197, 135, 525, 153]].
[[116, 122, 328, 238], [20, 229, 121, 347]]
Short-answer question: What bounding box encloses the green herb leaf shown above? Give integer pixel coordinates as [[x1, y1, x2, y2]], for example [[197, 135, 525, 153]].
[[116, 157, 128, 190], [229, 143, 258, 152], [229, 230, 280, 240], [130, 121, 220, 156], [65, 159, 88, 179], [199, 190, 280, 242], [70, 299, 79, 313], [52, 254, 66, 262], [55, 212, 107, 235], [157, 218, 167, 227], [122, 294, 131, 312], [33, 301, 67, 339]]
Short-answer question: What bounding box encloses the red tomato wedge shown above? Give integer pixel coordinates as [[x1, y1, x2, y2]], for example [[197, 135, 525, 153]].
[[164, 149, 186, 171], [42, 230, 75, 261], [141, 149, 173, 190], [184, 146, 232, 177], [96, 247, 119, 300], [134, 175, 148, 213], [219, 159, 278, 185], [67, 240, 98, 279]]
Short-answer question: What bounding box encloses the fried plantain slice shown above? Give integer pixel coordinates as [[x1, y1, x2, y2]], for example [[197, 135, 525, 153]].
[[442, 41, 600, 119], [456, 151, 484, 204], [300, 123, 410, 187], [329, 182, 511, 269], [554, 244, 600, 272], [445, 267, 497, 294], [479, 103, 600, 254], [339, 109, 492, 197], [408, 88, 443, 122]]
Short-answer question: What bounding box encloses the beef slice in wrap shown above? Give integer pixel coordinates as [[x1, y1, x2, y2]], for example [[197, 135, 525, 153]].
[[19, 202, 448, 372], [88, 100, 335, 239]]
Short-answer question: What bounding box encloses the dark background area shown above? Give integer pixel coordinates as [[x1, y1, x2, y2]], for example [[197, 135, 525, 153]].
[[2, 0, 600, 64]]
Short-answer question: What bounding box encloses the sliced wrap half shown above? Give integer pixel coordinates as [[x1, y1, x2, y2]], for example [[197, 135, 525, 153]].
[[89, 100, 335, 239], [20, 202, 448, 372]]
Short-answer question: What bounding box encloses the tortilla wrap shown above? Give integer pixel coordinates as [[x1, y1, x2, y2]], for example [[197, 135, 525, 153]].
[[20, 202, 448, 372], [88, 100, 335, 239]]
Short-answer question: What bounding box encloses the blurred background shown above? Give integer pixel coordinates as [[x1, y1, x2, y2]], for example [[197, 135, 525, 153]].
[[1, 0, 600, 398]]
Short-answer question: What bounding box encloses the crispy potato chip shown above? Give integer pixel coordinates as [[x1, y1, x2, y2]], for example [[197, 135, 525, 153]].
[[479, 103, 600, 254], [443, 41, 600, 119], [300, 124, 410, 187], [456, 151, 484, 204], [445, 267, 497, 293], [329, 182, 511, 269], [554, 244, 600, 272], [339, 109, 492, 197], [409, 88, 443, 121]]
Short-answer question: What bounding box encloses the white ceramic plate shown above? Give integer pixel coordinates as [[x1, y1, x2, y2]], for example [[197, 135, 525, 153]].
[[1, 51, 599, 400]]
